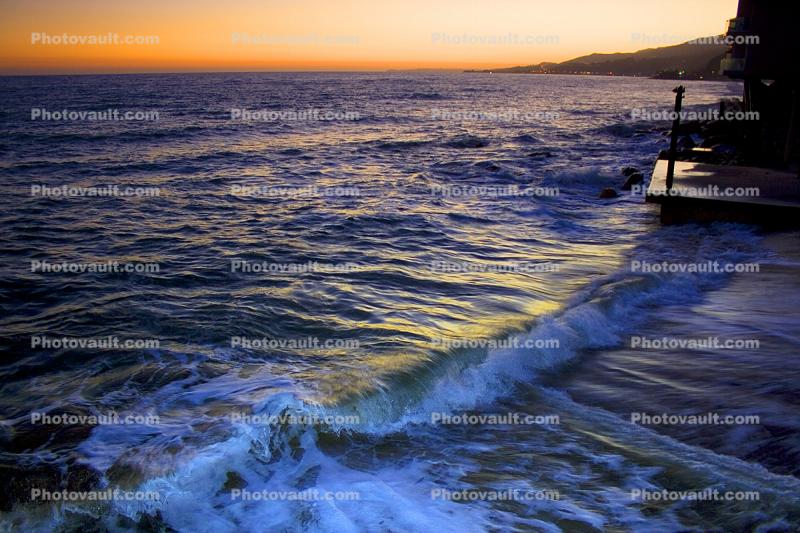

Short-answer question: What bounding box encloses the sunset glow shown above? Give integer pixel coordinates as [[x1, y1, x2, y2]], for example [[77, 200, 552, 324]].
[[1, 0, 738, 74]]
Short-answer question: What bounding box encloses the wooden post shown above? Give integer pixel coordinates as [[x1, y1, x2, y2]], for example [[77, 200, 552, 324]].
[[666, 86, 686, 191]]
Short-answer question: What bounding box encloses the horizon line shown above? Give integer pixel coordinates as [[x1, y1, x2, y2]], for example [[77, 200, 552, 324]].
[[1, 68, 469, 78]]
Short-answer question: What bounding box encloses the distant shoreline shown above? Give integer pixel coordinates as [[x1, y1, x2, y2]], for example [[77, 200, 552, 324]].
[[462, 70, 731, 82], [464, 36, 730, 81]]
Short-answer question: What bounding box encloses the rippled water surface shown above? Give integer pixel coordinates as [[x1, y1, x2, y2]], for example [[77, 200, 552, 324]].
[[1, 73, 798, 531]]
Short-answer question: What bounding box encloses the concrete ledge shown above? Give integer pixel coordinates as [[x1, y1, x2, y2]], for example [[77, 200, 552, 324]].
[[646, 159, 800, 226]]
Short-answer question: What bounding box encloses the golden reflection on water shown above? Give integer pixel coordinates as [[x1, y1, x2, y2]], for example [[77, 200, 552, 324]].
[[223, 230, 629, 406]]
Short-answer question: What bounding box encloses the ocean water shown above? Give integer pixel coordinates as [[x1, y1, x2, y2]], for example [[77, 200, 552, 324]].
[[1, 72, 799, 532]]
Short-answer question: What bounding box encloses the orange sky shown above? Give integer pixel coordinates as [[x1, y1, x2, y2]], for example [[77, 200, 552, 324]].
[[0, 0, 739, 75]]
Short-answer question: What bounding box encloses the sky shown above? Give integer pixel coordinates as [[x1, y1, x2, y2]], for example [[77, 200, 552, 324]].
[[0, 0, 739, 75]]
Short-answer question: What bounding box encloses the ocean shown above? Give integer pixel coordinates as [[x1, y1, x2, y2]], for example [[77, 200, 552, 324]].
[[1, 72, 799, 532]]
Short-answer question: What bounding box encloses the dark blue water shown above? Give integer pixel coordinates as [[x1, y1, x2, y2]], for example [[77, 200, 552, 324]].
[[1, 73, 798, 531]]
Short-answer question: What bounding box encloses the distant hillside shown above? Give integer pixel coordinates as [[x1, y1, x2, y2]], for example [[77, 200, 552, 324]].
[[469, 38, 729, 80]]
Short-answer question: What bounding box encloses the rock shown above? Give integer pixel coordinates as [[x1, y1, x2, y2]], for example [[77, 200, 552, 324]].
[[622, 172, 645, 191], [5, 406, 96, 453], [621, 167, 640, 177], [60, 510, 115, 533], [599, 187, 618, 199], [720, 97, 743, 114], [106, 458, 148, 489], [0, 460, 101, 512], [65, 463, 101, 492], [0, 463, 60, 512], [222, 471, 247, 492], [136, 510, 177, 533]]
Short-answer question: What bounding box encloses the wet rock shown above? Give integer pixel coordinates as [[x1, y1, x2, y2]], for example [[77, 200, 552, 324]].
[[221, 471, 247, 492], [621, 166, 640, 177], [720, 97, 743, 113], [0, 460, 97, 512], [136, 510, 177, 533], [5, 406, 97, 453], [106, 459, 147, 489], [65, 462, 101, 492], [622, 172, 645, 191], [599, 187, 619, 199], [0, 463, 60, 511], [60, 510, 113, 533]]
